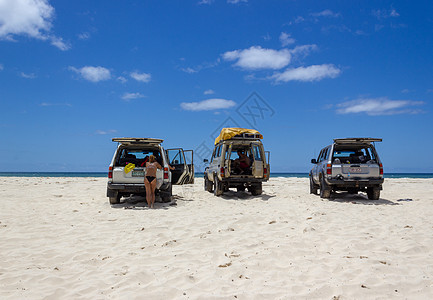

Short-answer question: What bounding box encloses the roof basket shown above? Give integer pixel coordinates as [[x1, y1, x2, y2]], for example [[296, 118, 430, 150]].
[[334, 138, 382, 144]]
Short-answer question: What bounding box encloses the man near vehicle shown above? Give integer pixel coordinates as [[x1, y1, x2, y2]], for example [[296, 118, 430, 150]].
[[233, 150, 250, 174]]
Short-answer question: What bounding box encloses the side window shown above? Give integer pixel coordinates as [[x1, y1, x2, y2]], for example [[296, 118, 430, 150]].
[[317, 149, 323, 162], [252, 145, 263, 161], [323, 147, 329, 160]]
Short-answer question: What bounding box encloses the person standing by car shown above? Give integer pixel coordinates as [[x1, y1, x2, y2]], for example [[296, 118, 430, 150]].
[[144, 155, 162, 208]]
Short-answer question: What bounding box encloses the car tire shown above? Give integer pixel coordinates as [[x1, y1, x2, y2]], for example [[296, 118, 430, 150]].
[[249, 183, 262, 196], [320, 176, 331, 199], [214, 176, 223, 196], [204, 174, 213, 192], [236, 186, 246, 192], [109, 193, 121, 205], [309, 176, 318, 195], [367, 187, 380, 200]]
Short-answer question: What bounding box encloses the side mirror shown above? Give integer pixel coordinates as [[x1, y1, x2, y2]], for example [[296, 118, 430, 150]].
[[203, 159, 209, 163], [311, 159, 317, 164]]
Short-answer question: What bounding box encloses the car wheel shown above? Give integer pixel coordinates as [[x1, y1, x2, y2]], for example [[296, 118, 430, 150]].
[[248, 183, 262, 196], [204, 174, 213, 192], [367, 187, 380, 200], [320, 176, 331, 199], [109, 193, 121, 204], [309, 176, 318, 195], [236, 185, 246, 192], [214, 176, 223, 197]]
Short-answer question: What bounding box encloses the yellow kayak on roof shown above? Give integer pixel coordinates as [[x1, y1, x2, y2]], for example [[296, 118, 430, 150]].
[[214, 128, 263, 145]]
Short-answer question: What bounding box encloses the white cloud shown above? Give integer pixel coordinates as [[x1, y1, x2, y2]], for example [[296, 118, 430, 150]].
[[0, 0, 68, 50], [130, 71, 151, 83], [279, 32, 295, 47], [289, 44, 318, 58], [311, 9, 341, 18], [223, 46, 291, 70], [69, 66, 111, 82], [198, 0, 213, 4], [336, 97, 424, 116], [39, 102, 71, 107], [227, 0, 247, 3], [271, 64, 341, 82], [0, 0, 53, 39], [0, 64, 3, 71], [204, 89, 215, 95], [122, 92, 145, 101], [50, 36, 70, 51], [20, 72, 36, 79], [117, 76, 127, 83], [180, 98, 236, 111], [95, 129, 117, 135], [372, 8, 400, 19], [78, 32, 90, 40], [181, 67, 198, 74]]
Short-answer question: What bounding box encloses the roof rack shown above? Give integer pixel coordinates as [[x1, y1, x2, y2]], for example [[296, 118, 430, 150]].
[[334, 138, 382, 144], [112, 138, 164, 145], [230, 133, 262, 140]]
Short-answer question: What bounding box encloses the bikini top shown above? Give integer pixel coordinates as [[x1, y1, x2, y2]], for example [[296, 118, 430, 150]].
[[146, 162, 157, 170]]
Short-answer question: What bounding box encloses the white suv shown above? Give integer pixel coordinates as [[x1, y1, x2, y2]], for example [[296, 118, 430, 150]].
[[107, 138, 194, 204]]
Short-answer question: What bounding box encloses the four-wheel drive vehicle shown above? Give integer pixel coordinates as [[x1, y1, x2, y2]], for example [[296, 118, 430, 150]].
[[107, 138, 194, 204], [309, 138, 384, 200], [204, 128, 270, 196]]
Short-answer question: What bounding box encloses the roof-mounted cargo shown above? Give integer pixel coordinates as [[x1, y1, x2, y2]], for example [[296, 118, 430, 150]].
[[334, 138, 382, 144], [215, 128, 263, 145], [112, 137, 164, 145]]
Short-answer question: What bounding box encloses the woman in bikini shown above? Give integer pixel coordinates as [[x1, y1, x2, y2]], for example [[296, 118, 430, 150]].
[[144, 155, 162, 208]]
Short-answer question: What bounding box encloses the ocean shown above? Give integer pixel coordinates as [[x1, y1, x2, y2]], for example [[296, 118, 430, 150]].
[[0, 172, 432, 178]]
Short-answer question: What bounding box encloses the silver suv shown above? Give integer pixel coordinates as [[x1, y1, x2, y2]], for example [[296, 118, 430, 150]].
[[204, 129, 270, 196], [309, 138, 384, 200], [107, 138, 194, 204]]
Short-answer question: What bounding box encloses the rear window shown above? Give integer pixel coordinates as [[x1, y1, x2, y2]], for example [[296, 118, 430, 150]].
[[115, 148, 162, 167], [332, 147, 377, 164]]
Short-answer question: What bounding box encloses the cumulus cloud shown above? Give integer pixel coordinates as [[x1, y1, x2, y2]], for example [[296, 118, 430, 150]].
[[223, 46, 291, 70], [0, 0, 69, 50], [95, 129, 117, 135], [69, 66, 111, 82], [336, 97, 424, 116], [279, 32, 295, 47], [204, 89, 215, 95], [270, 64, 341, 82], [372, 8, 400, 19], [39, 102, 71, 107], [289, 44, 318, 58], [180, 98, 236, 111], [311, 9, 341, 18], [130, 71, 151, 83], [121, 92, 145, 101], [20, 72, 36, 79], [227, 0, 247, 3]]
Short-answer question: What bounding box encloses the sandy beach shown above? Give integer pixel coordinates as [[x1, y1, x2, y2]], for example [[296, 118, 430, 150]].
[[0, 176, 432, 299]]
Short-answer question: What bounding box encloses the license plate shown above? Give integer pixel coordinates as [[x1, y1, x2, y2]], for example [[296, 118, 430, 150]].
[[349, 168, 362, 173], [132, 171, 144, 177]]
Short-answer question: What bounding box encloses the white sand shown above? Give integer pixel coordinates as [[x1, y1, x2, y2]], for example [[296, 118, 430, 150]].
[[0, 176, 432, 299]]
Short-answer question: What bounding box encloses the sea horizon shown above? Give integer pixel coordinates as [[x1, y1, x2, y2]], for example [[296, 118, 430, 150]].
[[1, 171, 432, 179]]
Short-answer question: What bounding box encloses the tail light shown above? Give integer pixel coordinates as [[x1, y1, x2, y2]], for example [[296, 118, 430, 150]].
[[326, 164, 332, 175], [379, 164, 383, 175], [264, 167, 267, 175], [164, 167, 169, 179], [108, 166, 113, 179], [220, 167, 225, 178]]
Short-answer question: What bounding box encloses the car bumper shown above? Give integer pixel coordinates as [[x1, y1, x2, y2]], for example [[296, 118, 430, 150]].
[[107, 182, 171, 196], [220, 177, 266, 183], [326, 178, 384, 188]]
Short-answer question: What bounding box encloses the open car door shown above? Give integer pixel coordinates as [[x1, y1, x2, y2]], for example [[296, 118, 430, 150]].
[[165, 148, 194, 185]]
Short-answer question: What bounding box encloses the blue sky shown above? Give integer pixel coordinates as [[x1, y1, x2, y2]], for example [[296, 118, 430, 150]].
[[0, 0, 432, 173]]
